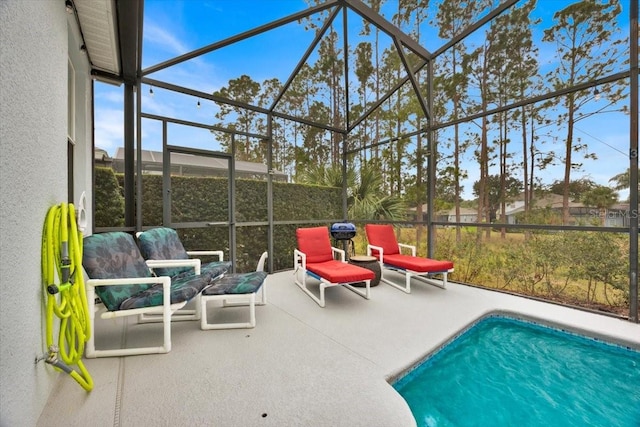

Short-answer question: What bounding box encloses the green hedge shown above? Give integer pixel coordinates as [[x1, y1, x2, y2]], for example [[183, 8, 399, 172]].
[[95, 167, 125, 227], [100, 173, 341, 271]]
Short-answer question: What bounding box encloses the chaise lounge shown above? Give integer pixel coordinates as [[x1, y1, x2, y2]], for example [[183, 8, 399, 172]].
[[365, 224, 454, 294], [294, 226, 374, 307]]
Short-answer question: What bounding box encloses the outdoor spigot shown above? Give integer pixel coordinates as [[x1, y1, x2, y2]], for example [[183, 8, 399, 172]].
[[45, 345, 72, 374], [46, 345, 59, 363]]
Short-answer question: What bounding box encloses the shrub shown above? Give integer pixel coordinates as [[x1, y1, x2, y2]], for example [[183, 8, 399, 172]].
[[94, 167, 124, 227]]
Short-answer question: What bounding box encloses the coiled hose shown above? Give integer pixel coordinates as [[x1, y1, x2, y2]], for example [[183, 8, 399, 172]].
[[41, 203, 93, 391]]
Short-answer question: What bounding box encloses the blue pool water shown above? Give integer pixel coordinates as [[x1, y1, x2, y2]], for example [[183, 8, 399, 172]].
[[393, 316, 640, 427]]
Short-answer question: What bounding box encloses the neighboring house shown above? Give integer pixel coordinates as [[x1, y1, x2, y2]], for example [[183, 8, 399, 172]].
[[407, 205, 480, 224], [412, 196, 635, 228], [504, 193, 636, 227], [503, 194, 568, 224], [603, 203, 639, 227], [407, 203, 427, 222], [435, 210, 450, 223], [94, 147, 113, 168], [447, 207, 478, 223], [406, 204, 450, 223], [111, 147, 288, 181]]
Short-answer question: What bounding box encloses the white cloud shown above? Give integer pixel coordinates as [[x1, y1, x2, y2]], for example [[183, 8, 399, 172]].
[[94, 108, 123, 156], [144, 22, 191, 59], [97, 89, 123, 104]]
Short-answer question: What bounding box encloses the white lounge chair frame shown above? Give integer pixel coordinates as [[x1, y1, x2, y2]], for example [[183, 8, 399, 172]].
[[367, 243, 453, 294], [293, 247, 371, 308], [200, 251, 268, 330], [85, 258, 202, 358]]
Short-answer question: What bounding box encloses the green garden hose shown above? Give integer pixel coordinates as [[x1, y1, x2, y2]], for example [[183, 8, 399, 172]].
[[42, 203, 93, 391]]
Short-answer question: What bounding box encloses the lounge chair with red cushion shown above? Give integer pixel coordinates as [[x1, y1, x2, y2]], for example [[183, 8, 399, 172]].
[[294, 226, 374, 307], [364, 224, 454, 294]]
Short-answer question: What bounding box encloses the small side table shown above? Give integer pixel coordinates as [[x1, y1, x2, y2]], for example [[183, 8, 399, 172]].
[[348, 255, 382, 287]]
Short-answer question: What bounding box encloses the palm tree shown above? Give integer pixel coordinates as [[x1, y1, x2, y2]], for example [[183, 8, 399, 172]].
[[582, 186, 618, 225], [609, 168, 629, 190], [609, 168, 639, 202], [297, 162, 406, 221]]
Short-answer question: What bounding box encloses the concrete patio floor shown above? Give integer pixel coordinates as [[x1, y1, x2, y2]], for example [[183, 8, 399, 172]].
[[38, 270, 640, 427]]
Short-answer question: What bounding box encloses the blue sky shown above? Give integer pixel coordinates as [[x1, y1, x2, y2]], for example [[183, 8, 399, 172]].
[[94, 0, 634, 200]]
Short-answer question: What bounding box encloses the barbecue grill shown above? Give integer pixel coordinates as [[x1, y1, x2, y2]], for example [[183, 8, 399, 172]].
[[330, 222, 356, 240]]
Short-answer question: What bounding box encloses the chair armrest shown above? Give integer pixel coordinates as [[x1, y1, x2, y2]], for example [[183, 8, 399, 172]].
[[145, 258, 201, 275], [86, 276, 171, 287], [331, 246, 346, 262], [256, 251, 268, 272], [398, 243, 416, 256], [294, 249, 306, 269], [367, 244, 384, 263], [86, 276, 171, 314], [187, 250, 224, 261]]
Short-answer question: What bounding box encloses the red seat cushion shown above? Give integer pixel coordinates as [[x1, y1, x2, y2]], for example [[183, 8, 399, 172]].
[[365, 224, 400, 256], [306, 260, 375, 283], [383, 254, 454, 273], [296, 227, 334, 263]]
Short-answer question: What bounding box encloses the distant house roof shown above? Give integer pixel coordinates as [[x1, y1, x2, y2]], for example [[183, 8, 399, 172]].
[[94, 147, 113, 167], [111, 147, 288, 181], [504, 193, 593, 215], [94, 147, 111, 161], [447, 207, 477, 214]]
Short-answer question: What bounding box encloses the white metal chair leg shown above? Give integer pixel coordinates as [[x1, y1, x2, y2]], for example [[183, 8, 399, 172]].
[[138, 296, 202, 323], [294, 268, 327, 307], [257, 283, 267, 305], [380, 276, 411, 293], [343, 280, 371, 299], [380, 266, 449, 293], [413, 272, 448, 289], [200, 293, 256, 330], [85, 278, 178, 358], [378, 265, 412, 294]]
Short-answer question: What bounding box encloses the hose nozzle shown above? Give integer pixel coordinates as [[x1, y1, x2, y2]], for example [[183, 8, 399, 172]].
[[47, 282, 71, 295]]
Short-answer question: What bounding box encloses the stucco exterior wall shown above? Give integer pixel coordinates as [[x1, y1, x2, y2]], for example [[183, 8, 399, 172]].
[[0, 2, 92, 425]]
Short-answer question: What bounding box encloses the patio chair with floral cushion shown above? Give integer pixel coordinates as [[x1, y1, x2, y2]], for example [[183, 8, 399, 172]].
[[136, 227, 232, 322], [82, 231, 227, 358], [294, 226, 374, 307], [364, 224, 454, 294]]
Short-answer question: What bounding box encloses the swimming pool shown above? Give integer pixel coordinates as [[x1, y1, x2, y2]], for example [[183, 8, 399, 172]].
[[393, 315, 640, 427]]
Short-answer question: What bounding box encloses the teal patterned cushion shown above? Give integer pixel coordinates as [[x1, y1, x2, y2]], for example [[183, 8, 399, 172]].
[[137, 227, 191, 278], [197, 261, 231, 280], [202, 271, 267, 295], [119, 273, 210, 310], [83, 232, 154, 311], [120, 263, 231, 310], [120, 259, 231, 310]]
